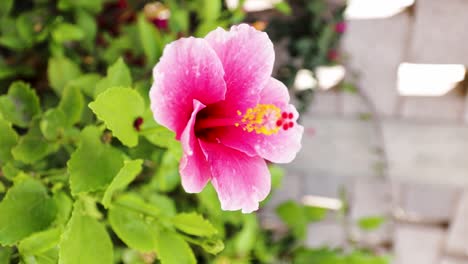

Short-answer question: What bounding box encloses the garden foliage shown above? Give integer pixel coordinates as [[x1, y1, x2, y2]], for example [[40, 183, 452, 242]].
[[0, 0, 389, 263]]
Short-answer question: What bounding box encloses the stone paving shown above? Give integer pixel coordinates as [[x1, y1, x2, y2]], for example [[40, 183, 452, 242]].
[[268, 0, 468, 262]]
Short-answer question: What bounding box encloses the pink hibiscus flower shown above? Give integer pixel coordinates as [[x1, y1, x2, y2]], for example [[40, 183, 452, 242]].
[[149, 24, 303, 213]]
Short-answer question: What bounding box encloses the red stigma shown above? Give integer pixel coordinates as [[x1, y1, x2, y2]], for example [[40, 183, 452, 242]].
[[288, 113, 293, 119], [276, 120, 283, 127], [133, 117, 144, 131], [282, 124, 289, 130], [288, 122, 294, 128], [282, 112, 288, 119]]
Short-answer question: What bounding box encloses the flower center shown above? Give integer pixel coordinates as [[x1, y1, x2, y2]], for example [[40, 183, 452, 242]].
[[195, 104, 295, 136]]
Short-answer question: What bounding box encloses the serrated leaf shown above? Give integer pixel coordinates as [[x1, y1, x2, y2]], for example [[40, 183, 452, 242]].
[[52, 23, 85, 43], [0, 119, 17, 164], [154, 229, 196, 264], [94, 58, 132, 97], [48, 57, 82, 96], [108, 197, 158, 252], [18, 227, 61, 256], [12, 125, 57, 164], [0, 179, 57, 246], [40, 108, 67, 140], [102, 159, 143, 208], [59, 202, 113, 264], [67, 126, 124, 195], [172, 213, 217, 237], [89, 87, 144, 147], [137, 14, 162, 67], [0, 81, 41, 127], [59, 85, 84, 126]]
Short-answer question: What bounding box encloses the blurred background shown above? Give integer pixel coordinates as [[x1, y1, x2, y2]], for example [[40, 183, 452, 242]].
[[2, 0, 468, 263]]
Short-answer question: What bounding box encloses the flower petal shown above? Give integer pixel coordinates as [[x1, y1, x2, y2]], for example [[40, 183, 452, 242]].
[[150, 37, 226, 138], [205, 24, 274, 113], [179, 100, 211, 193], [200, 141, 271, 213], [215, 78, 303, 163]]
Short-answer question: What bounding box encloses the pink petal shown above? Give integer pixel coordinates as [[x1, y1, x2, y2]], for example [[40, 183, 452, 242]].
[[215, 78, 303, 163], [205, 24, 275, 113], [179, 100, 211, 193], [150, 37, 227, 138], [200, 141, 271, 213]]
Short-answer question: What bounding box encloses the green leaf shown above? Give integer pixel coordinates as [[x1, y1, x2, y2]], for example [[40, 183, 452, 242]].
[[234, 214, 258, 255], [23, 248, 59, 264], [67, 126, 124, 195], [59, 85, 84, 126], [152, 151, 180, 192], [0, 119, 18, 164], [102, 159, 143, 208], [200, 237, 224, 255], [48, 57, 82, 96], [146, 193, 176, 217], [75, 9, 97, 50], [108, 197, 158, 252], [18, 227, 61, 256], [274, 2, 292, 15], [197, 0, 221, 22], [0, 0, 13, 17], [94, 58, 132, 97], [1, 162, 22, 181], [52, 23, 85, 43], [12, 125, 56, 164], [358, 216, 386, 231], [276, 201, 307, 238], [89, 87, 144, 147], [347, 251, 390, 264], [53, 192, 73, 226], [0, 81, 41, 127], [137, 14, 162, 67], [269, 165, 284, 189], [172, 213, 218, 237], [66, 73, 101, 98], [59, 202, 113, 264], [40, 108, 67, 140], [16, 14, 35, 47], [154, 229, 196, 264], [58, 0, 104, 13], [143, 123, 179, 151], [294, 248, 346, 264], [0, 246, 12, 264], [304, 206, 327, 222], [0, 179, 57, 246]]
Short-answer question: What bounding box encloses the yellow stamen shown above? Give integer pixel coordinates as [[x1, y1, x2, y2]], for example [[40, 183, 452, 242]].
[[238, 104, 281, 135]]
